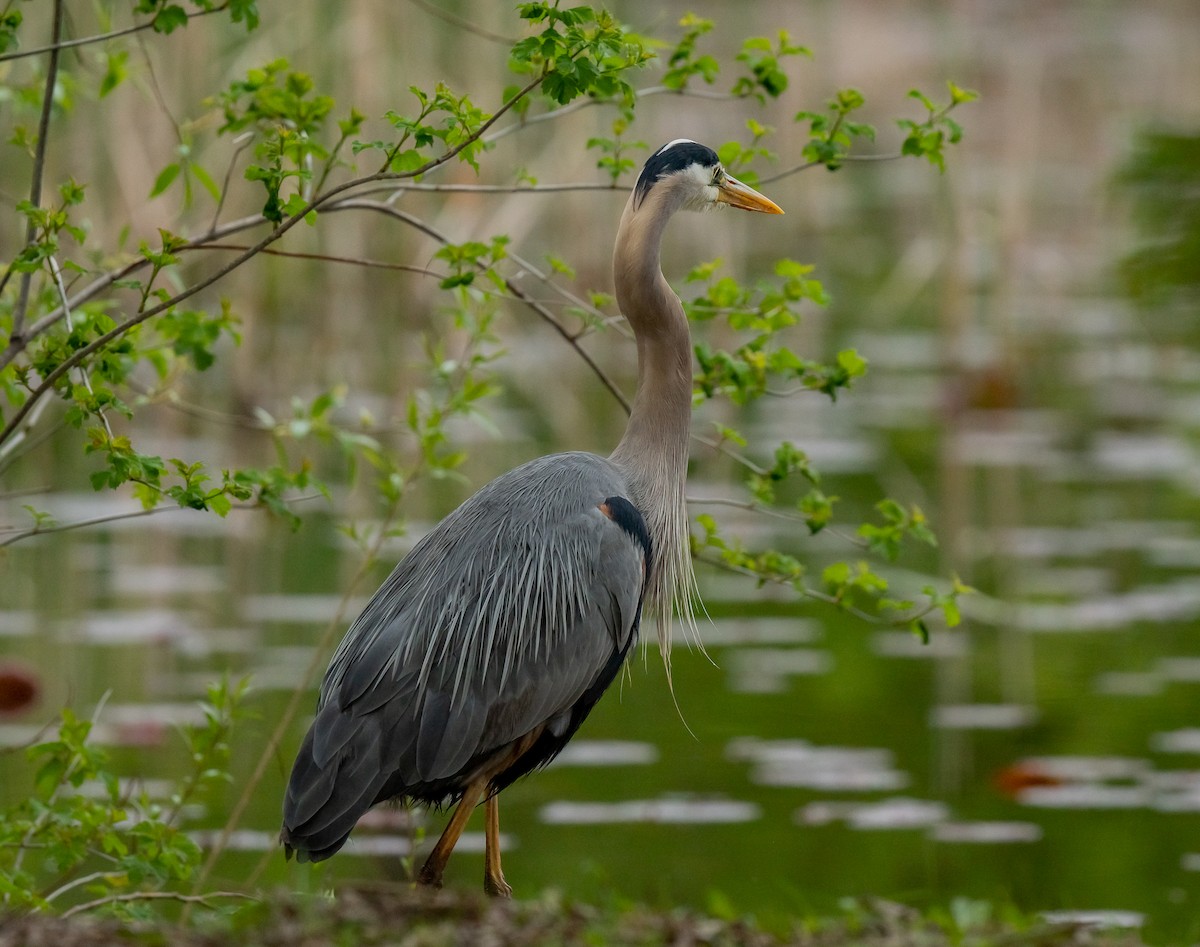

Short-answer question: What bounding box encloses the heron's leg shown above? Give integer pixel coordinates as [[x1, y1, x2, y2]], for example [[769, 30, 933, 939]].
[[483, 792, 512, 898], [417, 777, 486, 888]]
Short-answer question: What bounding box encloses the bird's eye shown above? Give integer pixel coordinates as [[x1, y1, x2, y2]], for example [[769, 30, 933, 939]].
[[712, 169, 725, 186]]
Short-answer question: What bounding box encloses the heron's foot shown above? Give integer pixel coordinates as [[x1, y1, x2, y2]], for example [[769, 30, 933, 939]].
[[483, 869, 512, 899], [416, 858, 444, 889]]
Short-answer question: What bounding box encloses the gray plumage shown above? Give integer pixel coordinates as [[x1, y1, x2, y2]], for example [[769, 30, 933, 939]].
[[280, 139, 782, 893], [283, 454, 643, 859]]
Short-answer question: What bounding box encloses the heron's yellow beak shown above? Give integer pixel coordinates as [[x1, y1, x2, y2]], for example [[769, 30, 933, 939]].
[[715, 175, 784, 214]]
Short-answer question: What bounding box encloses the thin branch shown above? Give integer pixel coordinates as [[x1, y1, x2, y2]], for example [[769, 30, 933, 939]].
[[134, 28, 183, 148], [10, 0, 65, 339], [403, 0, 515, 45], [187, 499, 404, 903], [0, 396, 57, 474], [3, 176, 618, 371], [691, 431, 769, 475], [0, 484, 51, 502], [505, 275, 631, 414], [60, 889, 254, 919], [2, 213, 268, 367], [0, 74, 546, 446], [327, 198, 632, 413], [210, 132, 256, 231], [0, 5, 227, 63], [43, 870, 115, 905], [484, 84, 738, 145], [504, 248, 633, 341], [0, 716, 58, 758], [758, 151, 901, 185], [686, 495, 810, 524], [0, 506, 153, 547], [342, 179, 621, 196], [50, 254, 112, 437], [687, 495, 873, 552], [7, 695, 111, 891], [190, 242, 448, 279], [693, 549, 890, 623], [124, 382, 270, 430], [0, 494, 324, 548]]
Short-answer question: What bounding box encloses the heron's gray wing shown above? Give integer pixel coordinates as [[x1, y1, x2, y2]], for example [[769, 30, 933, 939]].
[[281, 453, 647, 859]]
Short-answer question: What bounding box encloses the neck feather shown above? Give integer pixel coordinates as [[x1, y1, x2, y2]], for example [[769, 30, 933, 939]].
[[608, 191, 698, 651]]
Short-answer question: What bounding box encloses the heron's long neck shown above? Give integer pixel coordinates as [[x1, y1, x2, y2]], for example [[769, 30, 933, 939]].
[[609, 196, 696, 636]]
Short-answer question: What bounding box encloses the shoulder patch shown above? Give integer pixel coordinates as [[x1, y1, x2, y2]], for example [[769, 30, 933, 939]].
[[634, 140, 719, 208], [599, 496, 652, 577]]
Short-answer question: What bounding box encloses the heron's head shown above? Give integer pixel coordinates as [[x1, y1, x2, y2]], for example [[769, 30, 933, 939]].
[[632, 139, 784, 216]]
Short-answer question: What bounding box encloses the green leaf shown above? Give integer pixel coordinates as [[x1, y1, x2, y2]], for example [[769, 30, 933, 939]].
[[0, 9, 23, 55], [99, 51, 130, 98], [151, 5, 189, 33], [149, 163, 181, 198], [189, 162, 222, 203], [229, 0, 260, 30]]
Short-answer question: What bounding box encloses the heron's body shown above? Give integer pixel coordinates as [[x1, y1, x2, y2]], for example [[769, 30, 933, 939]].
[[282, 452, 647, 861], [281, 140, 782, 895]]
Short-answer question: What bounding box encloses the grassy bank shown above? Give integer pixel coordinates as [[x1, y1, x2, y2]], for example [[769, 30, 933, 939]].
[[0, 888, 1148, 947]]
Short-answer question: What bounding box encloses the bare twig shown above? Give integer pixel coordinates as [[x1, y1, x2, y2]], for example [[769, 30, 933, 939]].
[[60, 889, 254, 919], [0, 506, 150, 548], [0, 4, 228, 63], [327, 198, 632, 413], [484, 84, 738, 145], [43, 870, 117, 905], [7, 695, 111, 892], [693, 549, 899, 623], [691, 431, 769, 476], [504, 248, 632, 341], [686, 495, 810, 523], [758, 151, 901, 185], [135, 28, 183, 147], [0, 495, 324, 549], [348, 179, 620, 197], [10, 0, 65, 339], [49, 255, 113, 437], [1, 213, 268, 367], [210, 133, 256, 231], [0, 73, 547, 447], [187, 499, 404, 903], [189, 242, 447, 279], [0, 395, 57, 474], [403, 0, 515, 45]]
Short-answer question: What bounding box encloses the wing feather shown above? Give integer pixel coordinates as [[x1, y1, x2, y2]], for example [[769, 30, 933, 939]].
[[281, 453, 649, 860]]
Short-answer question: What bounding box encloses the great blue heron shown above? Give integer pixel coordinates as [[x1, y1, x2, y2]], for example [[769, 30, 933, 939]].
[[280, 139, 783, 896]]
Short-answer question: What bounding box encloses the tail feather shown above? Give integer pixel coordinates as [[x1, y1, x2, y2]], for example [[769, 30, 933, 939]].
[[282, 712, 391, 862]]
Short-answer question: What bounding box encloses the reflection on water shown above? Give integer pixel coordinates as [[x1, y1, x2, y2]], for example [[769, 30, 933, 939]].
[[541, 798, 760, 825], [930, 704, 1037, 730], [242, 595, 368, 624], [729, 739, 907, 792], [1151, 729, 1200, 754], [931, 821, 1042, 844], [1040, 910, 1145, 930], [550, 740, 659, 767], [870, 630, 968, 659], [71, 609, 199, 646], [1018, 785, 1150, 810], [725, 648, 833, 693], [799, 797, 949, 830]]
